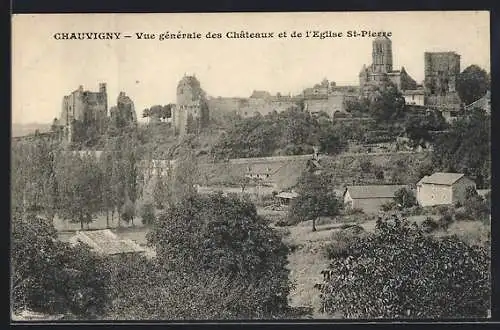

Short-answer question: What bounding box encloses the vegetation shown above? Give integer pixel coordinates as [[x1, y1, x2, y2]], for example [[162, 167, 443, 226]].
[[456, 65, 490, 106], [11, 212, 109, 318], [210, 107, 347, 159], [346, 79, 406, 122], [317, 216, 490, 318], [142, 104, 173, 122], [393, 187, 417, 209], [140, 193, 292, 319], [288, 171, 342, 231], [431, 108, 491, 188]]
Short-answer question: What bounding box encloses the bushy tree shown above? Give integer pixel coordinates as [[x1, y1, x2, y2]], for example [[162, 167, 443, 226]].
[[288, 171, 342, 231], [457, 65, 490, 106], [394, 187, 417, 208], [370, 80, 406, 122], [404, 110, 448, 147], [317, 217, 490, 318], [145, 193, 292, 319], [11, 213, 109, 318], [432, 108, 491, 188]]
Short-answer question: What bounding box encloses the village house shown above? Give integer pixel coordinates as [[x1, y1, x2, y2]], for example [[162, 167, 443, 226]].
[[275, 191, 299, 206], [416, 172, 476, 207], [69, 229, 147, 257], [343, 185, 408, 214]]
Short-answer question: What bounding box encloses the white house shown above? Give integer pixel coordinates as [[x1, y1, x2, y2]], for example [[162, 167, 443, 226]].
[[416, 172, 476, 207], [402, 89, 425, 106]]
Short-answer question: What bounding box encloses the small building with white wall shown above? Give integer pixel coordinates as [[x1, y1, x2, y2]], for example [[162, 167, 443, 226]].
[[416, 172, 476, 207], [403, 89, 425, 106], [343, 185, 408, 214]]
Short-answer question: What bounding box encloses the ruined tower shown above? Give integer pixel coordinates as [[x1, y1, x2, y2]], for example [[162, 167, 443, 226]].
[[424, 52, 461, 110], [59, 83, 108, 143], [172, 75, 209, 136]]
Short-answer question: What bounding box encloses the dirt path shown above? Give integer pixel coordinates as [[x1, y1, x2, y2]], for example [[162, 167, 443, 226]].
[[281, 221, 345, 318]]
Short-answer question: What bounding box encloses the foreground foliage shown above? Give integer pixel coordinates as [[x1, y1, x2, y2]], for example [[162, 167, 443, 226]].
[[317, 217, 490, 319], [11, 213, 109, 318], [116, 193, 293, 319]]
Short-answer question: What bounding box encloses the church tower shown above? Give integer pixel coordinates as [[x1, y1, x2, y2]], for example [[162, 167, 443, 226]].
[[372, 36, 393, 73]]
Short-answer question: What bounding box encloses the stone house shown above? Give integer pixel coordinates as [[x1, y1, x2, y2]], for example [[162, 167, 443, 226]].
[[416, 172, 476, 207], [343, 185, 408, 214]]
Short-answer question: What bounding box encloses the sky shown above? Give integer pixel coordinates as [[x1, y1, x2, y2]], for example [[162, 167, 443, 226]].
[[12, 11, 490, 124]]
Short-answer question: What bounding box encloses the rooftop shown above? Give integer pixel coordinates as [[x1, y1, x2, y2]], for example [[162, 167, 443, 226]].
[[417, 172, 465, 186], [70, 229, 146, 256], [345, 185, 408, 199]]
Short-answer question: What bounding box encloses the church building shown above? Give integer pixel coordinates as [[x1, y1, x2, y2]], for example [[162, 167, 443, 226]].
[[359, 37, 417, 97]]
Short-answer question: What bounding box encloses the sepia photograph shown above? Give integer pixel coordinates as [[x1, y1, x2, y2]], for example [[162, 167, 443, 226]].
[[11, 11, 491, 321]]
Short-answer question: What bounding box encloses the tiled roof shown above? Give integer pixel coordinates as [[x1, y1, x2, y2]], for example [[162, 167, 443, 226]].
[[71, 229, 146, 256], [417, 172, 465, 186], [345, 185, 408, 199], [276, 191, 299, 199]]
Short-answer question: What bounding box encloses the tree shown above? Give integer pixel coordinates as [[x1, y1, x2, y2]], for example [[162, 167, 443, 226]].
[[432, 108, 491, 188], [121, 195, 136, 226], [11, 213, 109, 318], [56, 153, 103, 229], [457, 65, 490, 106], [317, 216, 490, 318], [394, 187, 417, 208], [99, 152, 115, 228], [144, 193, 292, 319], [404, 110, 448, 148], [370, 80, 406, 122], [317, 125, 347, 155], [345, 98, 370, 117], [140, 202, 156, 225], [288, 171, 342, 232], [170, 150, 199, 204], [152, 168, 168, 209]]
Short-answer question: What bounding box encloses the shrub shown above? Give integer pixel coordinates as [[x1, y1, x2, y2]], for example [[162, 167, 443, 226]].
[[344, 207, 364, 215], [381, 201, 396, 212], [324, 227, 368, 259], [394, 187, 417, 208], [421, 217, 439, 233], [438, 214, 454, 230], [463, 194, 490, 222], [317, 217, 491, 318], [407, 205, 424, 216]]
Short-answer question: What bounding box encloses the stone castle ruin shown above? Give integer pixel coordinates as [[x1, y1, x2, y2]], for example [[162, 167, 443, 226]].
[[171, 75, 210, 136], [55, 84, 137, 143], [47, 38, 465, 144], [423, 52, 462, 111]]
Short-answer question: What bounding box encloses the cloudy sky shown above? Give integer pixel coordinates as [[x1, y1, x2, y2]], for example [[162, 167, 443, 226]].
[[12, 11, 490, 124]]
